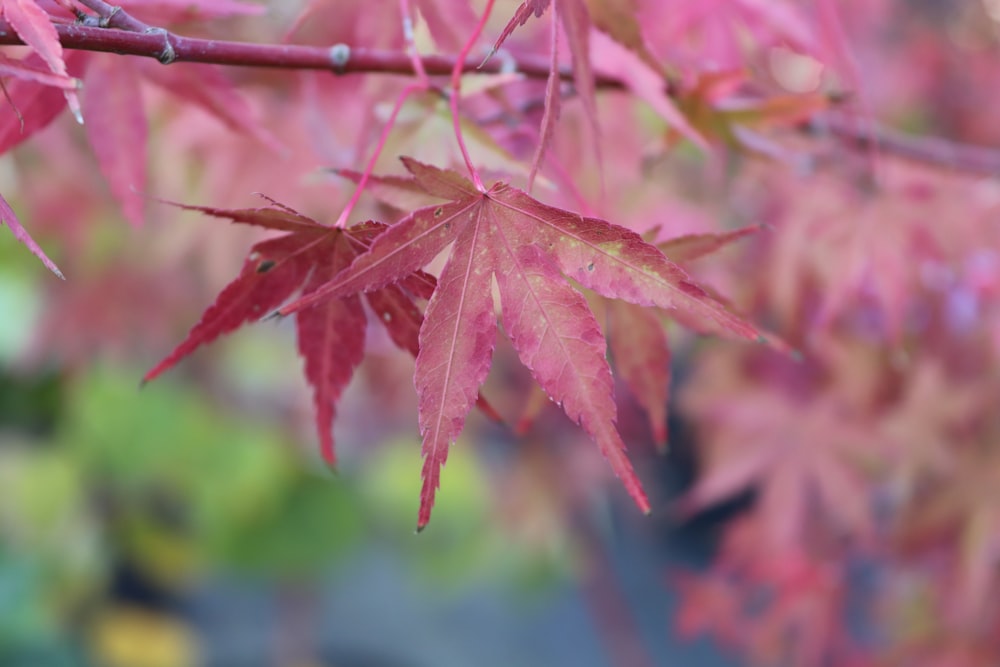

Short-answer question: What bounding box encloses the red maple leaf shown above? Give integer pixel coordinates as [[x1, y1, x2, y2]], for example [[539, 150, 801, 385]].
[[142, 201, 437, 468], [0, 190, 62, 278], [82, 55, 148, 227], [278, 158, 767, 529], [0, 52, 87, 155], [2, 0, 81, 120]]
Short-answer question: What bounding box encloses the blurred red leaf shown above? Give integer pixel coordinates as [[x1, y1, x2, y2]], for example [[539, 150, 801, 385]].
[[1, 0, 81, 119], [0, 190, 62, 278], [137, 61, 282, 152], [0, 52, 87, 155], [82, 55, 148, 227]]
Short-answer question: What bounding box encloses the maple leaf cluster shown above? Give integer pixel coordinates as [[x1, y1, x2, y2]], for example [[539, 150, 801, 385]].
[[142, 157, 769, 530], [3, 0, 1000, 665]]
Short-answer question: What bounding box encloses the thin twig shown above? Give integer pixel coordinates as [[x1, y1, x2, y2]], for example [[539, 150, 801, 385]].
[[813, 112, 1000, 176], [74, 0, 150, 32]]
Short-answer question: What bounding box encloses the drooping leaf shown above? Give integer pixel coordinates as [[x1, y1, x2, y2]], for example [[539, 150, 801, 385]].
[[82, 55, 148, 227], [279, 159, 770, 527], [2, 0, 81, 121], [0, 190, 63, 278], [0, 52, 87, 155], [295, 236, 368, 466]]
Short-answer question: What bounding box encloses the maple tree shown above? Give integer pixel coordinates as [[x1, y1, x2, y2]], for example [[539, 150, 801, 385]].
[[3, 0, 1000, 664]]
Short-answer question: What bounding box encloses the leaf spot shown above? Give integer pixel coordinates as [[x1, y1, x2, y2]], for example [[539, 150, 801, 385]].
[[256, 259, 276, 273], [587, 262, 595, 272], [434, 207, 444, 217]]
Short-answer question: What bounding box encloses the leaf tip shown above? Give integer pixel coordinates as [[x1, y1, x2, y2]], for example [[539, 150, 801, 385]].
[[478, 46, 498, 69], [140, 366, 164, 387], [475, 394, 504, 425]]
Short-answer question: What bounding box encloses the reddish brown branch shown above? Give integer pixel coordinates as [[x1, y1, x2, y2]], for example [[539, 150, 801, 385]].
[[0, 16, 618, 84]]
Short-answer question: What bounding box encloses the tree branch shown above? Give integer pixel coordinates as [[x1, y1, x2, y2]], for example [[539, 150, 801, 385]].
[[0, 16, 618, 85]]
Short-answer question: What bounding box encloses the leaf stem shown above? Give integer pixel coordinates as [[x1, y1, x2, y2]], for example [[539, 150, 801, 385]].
[[449, 0, 495, 192], [526, 3, 560, 194], [399, 0, 430, 86], [332, 0, 434, 228], [333, 82, 425, 228]]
